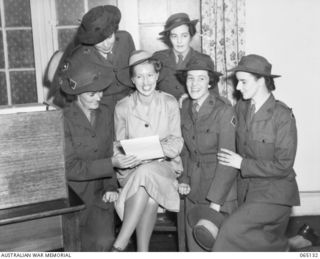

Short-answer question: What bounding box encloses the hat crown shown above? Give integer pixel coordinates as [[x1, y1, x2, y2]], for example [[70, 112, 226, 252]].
[[238, 54, 272, 75], [165, 13, 191, 29], [186, 57, 215, 71], [128, 50, 152, 67]]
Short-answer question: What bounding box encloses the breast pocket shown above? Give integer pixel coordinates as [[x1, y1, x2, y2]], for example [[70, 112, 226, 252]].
[[252, 131, 275, 159], [197, 128, 219, 154]]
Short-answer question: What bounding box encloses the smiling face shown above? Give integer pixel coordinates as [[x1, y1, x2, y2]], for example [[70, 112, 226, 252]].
[[169, 24, 191, 54], [235, 71, 262, 100], [77, 91, 103, 111], [131, 62, 159, 97], [186, 70, 211, 101], [95, 33, 115, 54]]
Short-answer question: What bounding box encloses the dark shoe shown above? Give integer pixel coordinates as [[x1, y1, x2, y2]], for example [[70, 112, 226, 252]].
[[298, 224, 320, 246]]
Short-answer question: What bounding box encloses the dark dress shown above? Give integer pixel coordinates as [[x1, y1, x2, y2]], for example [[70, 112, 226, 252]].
[[64, 102, 117, 251]]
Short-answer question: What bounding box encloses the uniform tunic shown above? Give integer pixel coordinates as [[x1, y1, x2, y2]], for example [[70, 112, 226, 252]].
[[114, 91, 183, 220], [64, 102, 117, 251], [153, 48, 217, 100], [180, 93, 238, 251], [213, 94, 300, 251]]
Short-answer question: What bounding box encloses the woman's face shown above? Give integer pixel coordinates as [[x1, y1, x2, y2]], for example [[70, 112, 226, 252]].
[[132, 62, 159, 97], [95, 33, 115, 54], [186, 70, 211, 100], [77, 91, 103, 110], [236, 71, 261, 100], [170, 24, 191, 54]]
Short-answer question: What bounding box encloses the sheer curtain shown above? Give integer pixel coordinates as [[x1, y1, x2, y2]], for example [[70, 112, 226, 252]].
[[201, 0, 245, 104]]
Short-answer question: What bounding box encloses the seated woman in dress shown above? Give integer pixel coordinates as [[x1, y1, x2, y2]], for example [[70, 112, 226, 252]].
[[112, 50, 183, 251]]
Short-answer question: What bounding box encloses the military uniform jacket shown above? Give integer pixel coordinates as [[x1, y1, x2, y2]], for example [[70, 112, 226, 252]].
[[64, 102, 117, 209], [236, 94, 300, 206], [153, 48, 215, 100], [180, 94, 238, 212], [71, 30, 135, 98]]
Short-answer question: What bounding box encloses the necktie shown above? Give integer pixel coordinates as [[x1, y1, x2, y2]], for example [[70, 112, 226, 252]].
[[176, 54, 184, 69], [89, 110, 96, 127], [192, 101, 200, 118], [247, 103, 255, 125], [107, 52, 114, 64]]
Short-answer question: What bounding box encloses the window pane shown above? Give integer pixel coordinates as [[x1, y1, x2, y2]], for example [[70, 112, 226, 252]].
[[4, 0, 32, 27], [10, 71, 37, 104], [7, 30, 35, 68], [58, 28, 77, 50], [0, 72, 7, 105], [55, 0, 84, 26], [0, 31, 4, 68]]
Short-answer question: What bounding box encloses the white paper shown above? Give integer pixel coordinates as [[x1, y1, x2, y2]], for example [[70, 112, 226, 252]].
[[120, 135, 164, 161]]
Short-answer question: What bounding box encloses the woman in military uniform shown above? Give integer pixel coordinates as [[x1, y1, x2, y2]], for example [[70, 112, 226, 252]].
[[153, 13, 217, 104], [215, 54, 300, 251], [59, 50, 137, 251], [178, 55, 238, 251]]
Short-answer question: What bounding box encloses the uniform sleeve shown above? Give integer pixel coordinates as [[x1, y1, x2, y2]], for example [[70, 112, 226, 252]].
[[161, 98, 184, 158], [207, 106, 238, 204], [64, 119, 114, 181], [241, 111, 297, 178], [178, 143, 190, 184]]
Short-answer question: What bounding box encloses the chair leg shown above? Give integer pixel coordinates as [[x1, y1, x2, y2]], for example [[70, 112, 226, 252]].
[[177, 197, 186, 251]]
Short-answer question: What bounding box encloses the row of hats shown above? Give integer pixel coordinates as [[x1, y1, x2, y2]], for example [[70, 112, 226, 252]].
[[58, 48, 279, 96]]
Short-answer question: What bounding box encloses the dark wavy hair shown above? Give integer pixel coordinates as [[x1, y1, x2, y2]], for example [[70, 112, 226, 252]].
[[177, 70, 220, 89], [159, 23, 197, 48], [129, 59, 162, 78]]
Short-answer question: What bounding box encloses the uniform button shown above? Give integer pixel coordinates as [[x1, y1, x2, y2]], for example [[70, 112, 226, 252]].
[[175, 85, 179, 89], [145, 123, 149, 127], [91, 134, 96, 138], [94, 149, 98, 153], [197, 162, 200, 167], [194, 150, 198, 154], [192, 136, 195, 140]]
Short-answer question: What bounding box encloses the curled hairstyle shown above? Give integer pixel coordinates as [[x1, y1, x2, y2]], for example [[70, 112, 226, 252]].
[[178, 70, 220, 89], [159, 23, 197, 48], [129, 59, 162, 78]]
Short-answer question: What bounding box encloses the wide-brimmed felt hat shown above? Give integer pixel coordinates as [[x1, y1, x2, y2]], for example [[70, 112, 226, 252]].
[[59, 50, 113, 95], [159, 13, 198, 35], [77, 5, 120, 45], [188, 205, 225, 251], [228, 54, 281, 78], [178, 54, 223, 78]]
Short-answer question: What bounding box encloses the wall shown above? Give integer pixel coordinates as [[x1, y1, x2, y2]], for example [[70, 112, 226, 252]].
[[246, 0, 320, 215]]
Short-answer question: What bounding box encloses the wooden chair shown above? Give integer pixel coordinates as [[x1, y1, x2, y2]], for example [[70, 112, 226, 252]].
[[154, 196, 186, 251]]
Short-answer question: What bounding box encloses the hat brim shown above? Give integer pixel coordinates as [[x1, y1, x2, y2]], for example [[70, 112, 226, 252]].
[[159, 19, 198, 35], [61, 76, 113, 95], [188, 205, 225, 228], [193, 225, 215, 251], [178, 66, 223, 78], [77, 27, 115, 45], [228, 65, 281, 78]]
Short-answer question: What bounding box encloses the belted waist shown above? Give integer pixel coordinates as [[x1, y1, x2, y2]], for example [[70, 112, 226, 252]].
[[189, 152, 218, 164]]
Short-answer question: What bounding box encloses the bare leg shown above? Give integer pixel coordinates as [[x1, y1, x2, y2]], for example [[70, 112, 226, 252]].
[[136, 197, 159, 251], [113, 187, 149, 250]]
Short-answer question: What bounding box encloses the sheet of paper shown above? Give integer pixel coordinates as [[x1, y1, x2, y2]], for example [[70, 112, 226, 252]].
[[120, 135, 164, 161]]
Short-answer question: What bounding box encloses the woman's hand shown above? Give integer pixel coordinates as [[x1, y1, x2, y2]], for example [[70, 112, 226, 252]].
[[102, 191, 119, 203], [217, 148, 243, 169], [112, 154, 141, 169], [178, 183, 191, 195]]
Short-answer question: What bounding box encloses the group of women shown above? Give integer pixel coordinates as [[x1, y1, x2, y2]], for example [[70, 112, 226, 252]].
[[51, 5, 299, 252]]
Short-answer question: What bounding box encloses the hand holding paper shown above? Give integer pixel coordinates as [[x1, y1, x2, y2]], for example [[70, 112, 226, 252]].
[[120, 135, 164, 161]]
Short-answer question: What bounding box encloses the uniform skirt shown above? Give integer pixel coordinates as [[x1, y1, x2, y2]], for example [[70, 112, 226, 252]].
[[115, 160, 180, 220]]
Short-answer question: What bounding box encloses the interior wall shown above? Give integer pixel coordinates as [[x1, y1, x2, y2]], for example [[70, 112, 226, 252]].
[[246, 0, 320, 215]]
